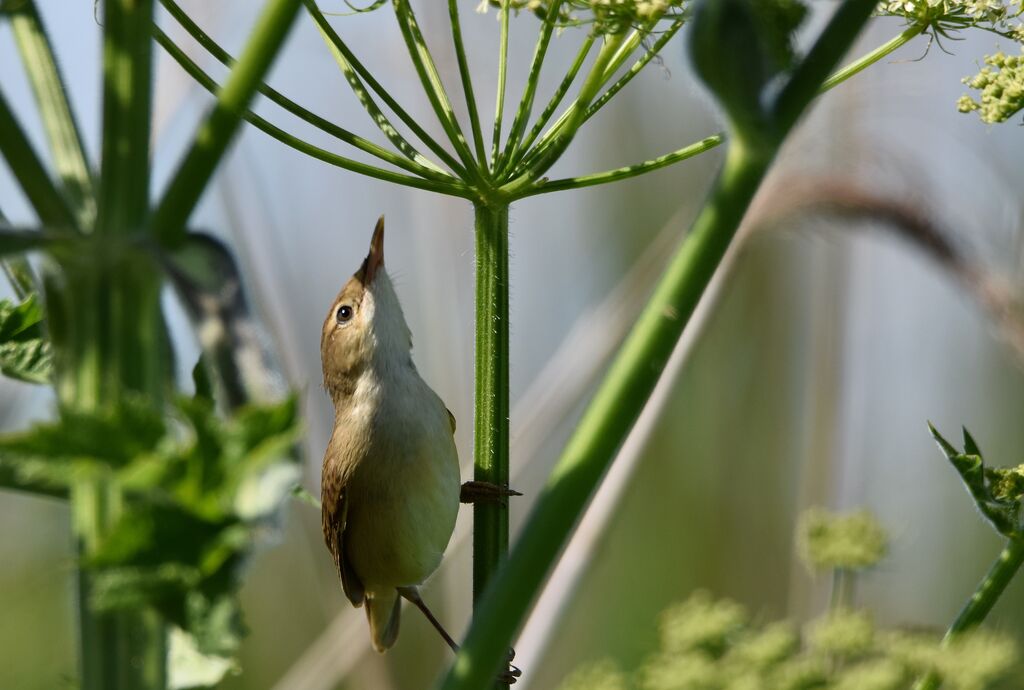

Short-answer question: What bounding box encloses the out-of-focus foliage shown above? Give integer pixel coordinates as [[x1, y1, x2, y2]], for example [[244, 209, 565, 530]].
[[0, 387, 301, 685], [797, 508, 888, 571], [557, 593, 1019, 689], [556, 510, 1019, 690], [930, 424, 1024, 538], [687, 0, 808, 140], [0, 292, 51, 384]]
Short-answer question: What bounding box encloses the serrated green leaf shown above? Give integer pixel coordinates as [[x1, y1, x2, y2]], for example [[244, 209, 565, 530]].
[[0, 337, 51, 383], [0, 292, 44, 340], [0, 398, 167, 468], [963, 427, 982, 457], [0, 293, 52, 383], [928, 421, 958, 460]]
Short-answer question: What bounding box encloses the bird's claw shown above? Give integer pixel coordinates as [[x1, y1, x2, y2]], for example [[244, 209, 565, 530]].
[[498, 648, 522, 685], [460, 480, 522, 506]]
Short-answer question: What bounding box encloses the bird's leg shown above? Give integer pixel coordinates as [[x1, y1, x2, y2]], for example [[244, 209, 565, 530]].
[[397, 586, 458, 653], [460, 480, 522, 505], [397, 587, 522, 685]]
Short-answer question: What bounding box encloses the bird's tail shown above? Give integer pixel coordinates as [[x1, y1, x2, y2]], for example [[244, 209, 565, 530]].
[[366, 589, 401, 652]]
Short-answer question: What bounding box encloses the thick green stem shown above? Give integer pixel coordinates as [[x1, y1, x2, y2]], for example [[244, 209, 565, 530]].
[[913, 539, 1024, 690], [472, 203, 511, 605], [67, 1, 168, 686]]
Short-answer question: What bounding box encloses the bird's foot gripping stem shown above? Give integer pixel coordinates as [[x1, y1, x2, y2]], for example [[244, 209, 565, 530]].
[[499, 648, 523, 686], [460, 480, 522, 505]]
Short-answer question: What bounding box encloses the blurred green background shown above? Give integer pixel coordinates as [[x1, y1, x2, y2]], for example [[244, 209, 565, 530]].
[[2, 3, 1023, 689]]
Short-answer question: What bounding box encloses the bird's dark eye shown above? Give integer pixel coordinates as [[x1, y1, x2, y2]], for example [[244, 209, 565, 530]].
[[336, 305, 354, 323]]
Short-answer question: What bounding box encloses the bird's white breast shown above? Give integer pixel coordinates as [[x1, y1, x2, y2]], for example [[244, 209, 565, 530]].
[[343, 364, 461, 591]]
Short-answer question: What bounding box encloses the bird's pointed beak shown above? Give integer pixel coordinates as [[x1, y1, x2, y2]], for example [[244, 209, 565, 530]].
[[361, 215, 385, 285]]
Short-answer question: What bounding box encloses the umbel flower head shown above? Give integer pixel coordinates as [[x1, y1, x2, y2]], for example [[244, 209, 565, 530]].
[[797, 507, 889, 572], [958, 48, 1024, 122]]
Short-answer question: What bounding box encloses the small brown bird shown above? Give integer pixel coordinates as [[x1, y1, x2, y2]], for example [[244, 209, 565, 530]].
[[320, 217, 519, 682]]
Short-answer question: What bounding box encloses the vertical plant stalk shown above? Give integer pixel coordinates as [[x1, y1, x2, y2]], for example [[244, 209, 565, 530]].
[[65, 1, 169, 687], [473, 202, 510, 604], [913, 539, 1024, 690]]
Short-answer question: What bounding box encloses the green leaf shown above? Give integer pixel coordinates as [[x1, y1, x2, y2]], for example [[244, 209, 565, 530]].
[[928, 421, 958, 459], [929, 423, 1023, 538], [963, 427, 982, 457], [0, 398, 166, 471]]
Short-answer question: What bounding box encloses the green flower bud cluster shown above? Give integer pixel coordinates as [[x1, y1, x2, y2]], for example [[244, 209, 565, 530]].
[[557, 593, 1018, 690], [797, 508, 889, 572], [930, 424, 1024, 536], [958, 49, 1024, 122]]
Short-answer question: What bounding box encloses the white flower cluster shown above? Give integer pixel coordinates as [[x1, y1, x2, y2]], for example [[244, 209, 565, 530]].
[[877, 0, 1023, 35], [477, 0, 686, 33]]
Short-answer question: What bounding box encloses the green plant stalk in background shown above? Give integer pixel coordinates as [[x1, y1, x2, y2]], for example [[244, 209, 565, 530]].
[[69, 1, 167, 686], [440, 0, 879, 686], [0, 0, 303, 686]]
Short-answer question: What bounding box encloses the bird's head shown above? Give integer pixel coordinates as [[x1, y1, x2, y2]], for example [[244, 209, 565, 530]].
[[320, 216, 412, 397]]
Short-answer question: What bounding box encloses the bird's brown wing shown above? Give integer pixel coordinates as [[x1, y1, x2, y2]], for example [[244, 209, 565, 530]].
[[322, 471, 365, 607]]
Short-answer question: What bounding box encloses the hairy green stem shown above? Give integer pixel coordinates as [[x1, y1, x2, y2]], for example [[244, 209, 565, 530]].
[[151, 0, 302, 247], [518, 134, 725, 198], [502, 32, 626, 196], [913, 539, 1024, 690], [441, 3, 876, 686], [519, 20, 925, 196], [299, 0, 463, 176], [448, 0, 488, 164], [491, 0, 511, 167], [472, 203, 511, 605], [496, 0, 564, 172], [392, 0, 484, 183], [507, 35, 594, 177]]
